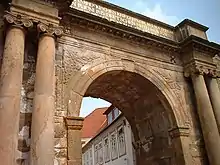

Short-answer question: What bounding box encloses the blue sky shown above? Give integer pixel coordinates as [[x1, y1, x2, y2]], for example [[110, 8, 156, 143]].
[[79, 0, 220, 117]]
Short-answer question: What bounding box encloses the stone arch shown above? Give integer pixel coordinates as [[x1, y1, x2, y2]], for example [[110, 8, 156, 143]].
[[65, 59, 191, 165], [66, 59, 187, 127]]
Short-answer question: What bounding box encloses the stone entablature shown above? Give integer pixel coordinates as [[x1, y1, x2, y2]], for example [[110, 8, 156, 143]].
[[70, 0, 208, 42], [70, 0, 175, 40], [9, 0, 60, 25]]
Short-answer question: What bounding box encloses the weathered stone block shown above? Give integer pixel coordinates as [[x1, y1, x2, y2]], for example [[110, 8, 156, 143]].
[[55, 123, 67, 138]]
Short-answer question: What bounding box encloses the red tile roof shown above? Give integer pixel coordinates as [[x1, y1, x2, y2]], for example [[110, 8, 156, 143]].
[[82, 107, 108, 138]]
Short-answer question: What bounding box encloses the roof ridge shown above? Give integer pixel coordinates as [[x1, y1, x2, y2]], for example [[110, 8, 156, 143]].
[[84, 106, 109, 118]]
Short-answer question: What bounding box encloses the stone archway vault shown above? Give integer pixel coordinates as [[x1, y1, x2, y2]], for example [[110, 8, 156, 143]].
[[65, 59, 191, 165], [66, 59, 187, 126]]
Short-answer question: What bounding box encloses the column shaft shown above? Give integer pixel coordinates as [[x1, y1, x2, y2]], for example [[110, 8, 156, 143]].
[[30, 34, 55, 165], [206, 77, 220, 132], [0, 26, 25, 165], [192, 74, 220, 165]]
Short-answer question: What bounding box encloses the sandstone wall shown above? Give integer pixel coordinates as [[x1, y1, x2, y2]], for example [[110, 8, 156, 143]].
[[0, 14, 209, 164], [17, 37, 37, 165], [55, 23, 207, 164]]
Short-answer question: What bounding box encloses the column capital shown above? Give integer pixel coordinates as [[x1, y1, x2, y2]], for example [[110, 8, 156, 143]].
[[37, 22, 63, 38], [168, 126, 190, 138], [184, 61, 220, 78], [4, 11, 33, 30], [64, 116, 84, 130]]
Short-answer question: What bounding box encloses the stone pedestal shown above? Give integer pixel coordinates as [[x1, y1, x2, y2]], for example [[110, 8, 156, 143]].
[[30, 31, 56, 165], [191, 74, 220, 165], [0, 25, 25, 165], [206, 77, 220, 132], [65, 116, 84, 165]]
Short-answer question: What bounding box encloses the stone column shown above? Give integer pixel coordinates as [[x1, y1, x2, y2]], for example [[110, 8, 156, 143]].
[[191, 73, 220, 165], [0, 13, 32, 165], [205, 76, 220, 132], [30, 23, 62, 165], [65, 116, 84, 165]]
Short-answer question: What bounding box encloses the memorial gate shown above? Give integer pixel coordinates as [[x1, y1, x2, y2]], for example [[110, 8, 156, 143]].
[[0, 0, 220, 165]]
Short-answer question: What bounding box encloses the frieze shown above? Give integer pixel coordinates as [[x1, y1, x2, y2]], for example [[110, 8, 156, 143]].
[[70, 0, 175, 41], [4, 12, 33, 29]]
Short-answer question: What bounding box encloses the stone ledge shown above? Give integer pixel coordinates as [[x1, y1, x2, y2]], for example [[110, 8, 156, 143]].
[[64, 116, 84, 130], [168, 126, 190, 138]]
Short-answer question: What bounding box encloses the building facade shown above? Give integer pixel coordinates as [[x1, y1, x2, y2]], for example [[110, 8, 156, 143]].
[[81, 107, 108, 147], [0, 0, 220, 165], [82, 106, 136, 165]]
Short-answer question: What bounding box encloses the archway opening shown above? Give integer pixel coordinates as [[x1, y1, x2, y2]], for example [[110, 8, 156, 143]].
[[77, 70, 184, 165]]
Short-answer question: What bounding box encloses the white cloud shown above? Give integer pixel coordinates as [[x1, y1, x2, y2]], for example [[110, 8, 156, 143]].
[[133, 1, 179, 26], [142, 4, 179, 26]]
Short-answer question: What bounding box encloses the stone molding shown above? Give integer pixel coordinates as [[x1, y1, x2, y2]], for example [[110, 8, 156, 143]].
[[61, 15, 180, 53], [64, 116, 84, 130], [4, 11, 33, 29], [168, 126, 190, 138], [37, 22, 63, 38], [184, 61, 220, 78], [181, 36, 220, 56]]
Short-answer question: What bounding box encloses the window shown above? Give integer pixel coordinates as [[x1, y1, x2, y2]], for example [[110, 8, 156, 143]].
[[86, 151, 89, 165], [104, 137, 110, 162], [89, 149, 93, 165], [95, 145, 98, 165], [98, 142, 103, 165], [118, 126, 126, 156], [108, 111, 113, 124], [114, 108, 120, 119], [83, 153, 85, 165], [108, 108, 121, 125], [95, 142, 103, 165], [111, 132, 118, 160]]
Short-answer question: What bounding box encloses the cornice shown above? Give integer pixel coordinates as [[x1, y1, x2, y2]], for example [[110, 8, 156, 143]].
[[64, 116, 84, 130], [180, 35, 220, 56], [61, 10, 180, 53], [61, 8, 220, 56], [175, 19, 209, 32], [39, 0, 72, 9]]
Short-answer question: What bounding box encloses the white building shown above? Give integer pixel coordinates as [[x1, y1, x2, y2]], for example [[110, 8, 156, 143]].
[[82, 105, 136, 165]]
